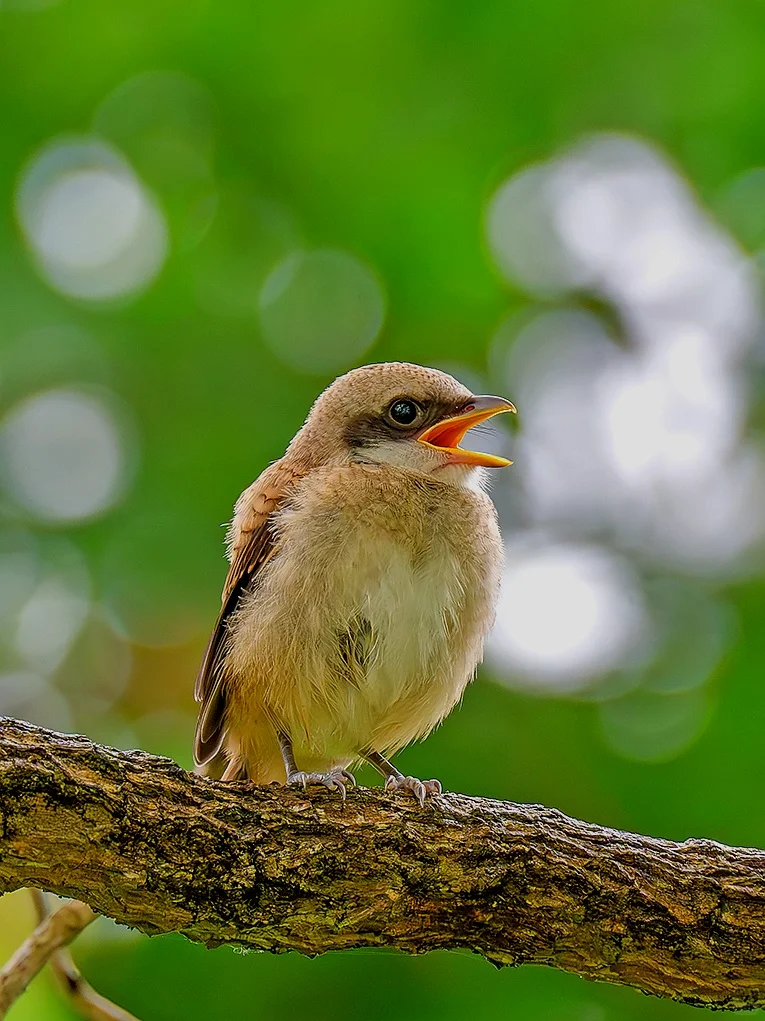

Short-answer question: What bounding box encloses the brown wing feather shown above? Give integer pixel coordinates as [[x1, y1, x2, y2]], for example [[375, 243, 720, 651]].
[[193, 458, 306, 767]]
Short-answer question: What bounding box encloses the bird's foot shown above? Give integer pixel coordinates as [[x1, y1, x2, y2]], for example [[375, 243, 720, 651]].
[[287, 768, 356, 802], [384, 774, 442, 807]]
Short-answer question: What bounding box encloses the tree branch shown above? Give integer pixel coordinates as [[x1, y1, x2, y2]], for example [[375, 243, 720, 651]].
[[0, 892, 96, 1016], [2, 717, 765, 1011], [28, 890, 141, 1021]]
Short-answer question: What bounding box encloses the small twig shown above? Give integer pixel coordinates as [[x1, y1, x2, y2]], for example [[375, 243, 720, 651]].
[[0, 895, 96, 1017], [28, 891, 140, 1021]]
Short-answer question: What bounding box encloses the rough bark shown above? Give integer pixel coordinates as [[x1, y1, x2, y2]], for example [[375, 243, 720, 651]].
[[1, 717, 765, 1011]]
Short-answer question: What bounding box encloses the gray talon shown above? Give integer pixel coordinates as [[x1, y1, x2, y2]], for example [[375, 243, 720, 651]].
[[385, 774, 442, 806], [287, 768, 356, 801]]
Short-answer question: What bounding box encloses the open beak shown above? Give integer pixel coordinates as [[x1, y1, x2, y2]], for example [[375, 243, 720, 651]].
[[417, 395, 516, 468]]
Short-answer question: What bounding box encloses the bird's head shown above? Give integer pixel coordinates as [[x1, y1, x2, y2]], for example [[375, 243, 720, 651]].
[[291, 362, 516, 485]]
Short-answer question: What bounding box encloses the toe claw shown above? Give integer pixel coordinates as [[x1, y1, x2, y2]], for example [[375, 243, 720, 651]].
[[385, 774, 442, 806], [323, 776, 347, 802], [287, 768, 355, 802]]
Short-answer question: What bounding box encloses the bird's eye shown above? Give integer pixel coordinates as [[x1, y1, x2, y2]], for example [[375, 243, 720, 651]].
[[387, 399, 422, 427]]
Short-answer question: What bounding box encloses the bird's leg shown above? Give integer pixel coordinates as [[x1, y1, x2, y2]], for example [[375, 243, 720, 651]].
[[362, 749, 442, 807], [277, 731, 356, 802]]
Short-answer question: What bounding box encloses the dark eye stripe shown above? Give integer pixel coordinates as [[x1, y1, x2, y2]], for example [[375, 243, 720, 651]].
[[345, 399, 456, 452]]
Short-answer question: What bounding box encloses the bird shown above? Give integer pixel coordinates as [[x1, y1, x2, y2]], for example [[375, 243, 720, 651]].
[[193, 361, 515, 804]]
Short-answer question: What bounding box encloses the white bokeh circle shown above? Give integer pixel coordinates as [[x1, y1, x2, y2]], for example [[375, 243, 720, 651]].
[[487, 540, 651, 690], [0, 388, 130, 523], [16, 138, 168, 301]]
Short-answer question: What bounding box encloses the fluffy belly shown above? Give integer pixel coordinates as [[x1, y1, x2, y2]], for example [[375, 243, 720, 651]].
[[298, 548, 470, 759], [227, 526, 485, 771]]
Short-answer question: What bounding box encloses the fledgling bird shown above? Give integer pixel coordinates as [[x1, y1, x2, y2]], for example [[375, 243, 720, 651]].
[[193, 362, 515, 803]]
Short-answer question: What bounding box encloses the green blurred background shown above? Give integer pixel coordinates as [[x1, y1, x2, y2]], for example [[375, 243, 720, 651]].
[[2, 1, 765, 1018]]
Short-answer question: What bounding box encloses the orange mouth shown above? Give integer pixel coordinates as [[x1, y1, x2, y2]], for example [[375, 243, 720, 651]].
[[417, 395, 516, 468]]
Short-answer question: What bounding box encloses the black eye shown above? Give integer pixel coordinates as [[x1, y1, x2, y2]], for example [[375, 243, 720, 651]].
[[387, 399, 421, 427]]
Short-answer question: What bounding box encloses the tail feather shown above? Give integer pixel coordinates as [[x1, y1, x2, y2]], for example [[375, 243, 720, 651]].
[[194, 729, 286, 785]]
